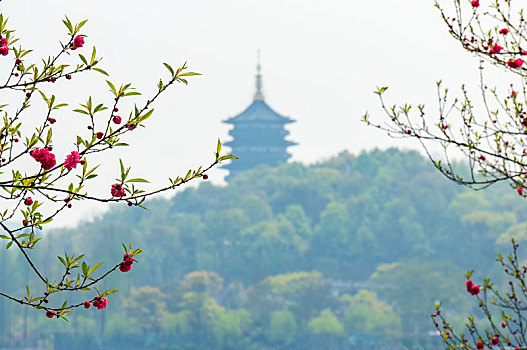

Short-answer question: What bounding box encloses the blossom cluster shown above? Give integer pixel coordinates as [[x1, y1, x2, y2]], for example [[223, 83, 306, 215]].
[[64, 151, 81, 171], [0, 38, 8, 56], [91, 296, 109, 310], [111, 183, 125, 197], [71, 35, 84, 50], [30, 148, 56, 171], [119, 254, 134, 272], [465, 279, 481, 295]]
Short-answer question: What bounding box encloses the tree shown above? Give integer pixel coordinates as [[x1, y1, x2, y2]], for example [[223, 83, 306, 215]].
[[122, 286, 167, 334], [0, 12, 235, 320], [211, 309, 252, 349], [306, 309, 346, 349], [266, 310, 297, 345], [341, 290, 401, 338], [246, 271, 335, 327], [366, 0, 527, 348], [307, 309, 344, 335], [166, 271, 225, 346]]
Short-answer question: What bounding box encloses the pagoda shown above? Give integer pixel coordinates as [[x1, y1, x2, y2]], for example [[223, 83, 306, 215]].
[[223, 56, 297, 180]]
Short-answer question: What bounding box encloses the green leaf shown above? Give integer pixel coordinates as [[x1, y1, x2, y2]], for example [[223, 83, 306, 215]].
[[46, 128, 52, 145], [62, 18, 73, 34], [218, 154, 238, 161], [123, 92, 141, 96], [178, 72, 202, 77], [87, 262, 103, 276], [90, 46, 96, 65], [102, 289, 119, 297], [73, 109, 89, 115], [57, 256, 67, 268], [79, 54, 88, 66], [75, 19, 88, 32], [216, 138, 221, 159], [375, 86, 389, 95], [134, 109, 154, 123], [92, 68, 109, 76], [119, 159, 125, 178], [106, 80, 117, 96], [93, 104, 107, 113], [132, 248, 143, 255], [126, 178, 150, 183], [163, 63, 174, 76]]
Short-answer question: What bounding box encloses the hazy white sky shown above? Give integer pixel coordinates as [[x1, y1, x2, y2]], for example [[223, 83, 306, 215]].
[[0, 0, 507, 226]]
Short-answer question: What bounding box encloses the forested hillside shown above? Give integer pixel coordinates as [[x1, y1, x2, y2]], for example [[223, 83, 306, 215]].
[[2, 148, 525, 349]]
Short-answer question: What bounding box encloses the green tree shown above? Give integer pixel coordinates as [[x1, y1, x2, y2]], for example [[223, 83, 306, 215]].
[[247, 271, 334, 326], [166, 271, 225, 347], [122, 286, 167, 334], [211, 309, 252, 349], [307, 309, 345, 335], [342, 290, 401, 337], [267, 310, 297, 345], [370, 261, 469, 335]]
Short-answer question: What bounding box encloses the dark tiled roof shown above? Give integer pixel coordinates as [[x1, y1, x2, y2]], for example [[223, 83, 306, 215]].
[[224, 100, 295, 124]]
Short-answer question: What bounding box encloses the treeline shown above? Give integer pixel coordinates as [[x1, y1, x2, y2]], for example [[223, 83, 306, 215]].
[[1, 148, 525, 349]]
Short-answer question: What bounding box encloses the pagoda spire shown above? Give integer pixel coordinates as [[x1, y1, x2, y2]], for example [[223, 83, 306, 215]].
[[254, 50, 264, 101]]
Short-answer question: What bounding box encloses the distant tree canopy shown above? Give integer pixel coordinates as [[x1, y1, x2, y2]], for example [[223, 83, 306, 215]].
[[3, 148, 527, 349]]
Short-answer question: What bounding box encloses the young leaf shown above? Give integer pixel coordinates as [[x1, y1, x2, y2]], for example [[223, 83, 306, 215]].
[[106, 80, 117, 96], [126, 178, 150, 183], [92, 68, 109, 76]]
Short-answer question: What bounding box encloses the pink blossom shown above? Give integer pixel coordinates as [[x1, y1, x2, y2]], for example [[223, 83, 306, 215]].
[[470, 285, 481, 295], [112, 116, 122, 124], [64, 151, 81, 170], [490, 45, 502, 54], [466, 279, 474, 292], [0, 38, 8, 56], [72, 36, 85, 50], [41, 154, 56, 170], [24, 197, 33, 206], [499, 28, 509, 35], [471, 0, 479, 7], [119, 262, 132, 272], [508, 58, 524, 68], [30, 148, 56, 170], [93, 297, 109, 310], [111, 183, 125, 197]]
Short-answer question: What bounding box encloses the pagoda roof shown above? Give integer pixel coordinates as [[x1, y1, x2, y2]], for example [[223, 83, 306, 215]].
[[224, 99, 295, 124], [224, 138, 297, 147], [224, 52, 295, 125]]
